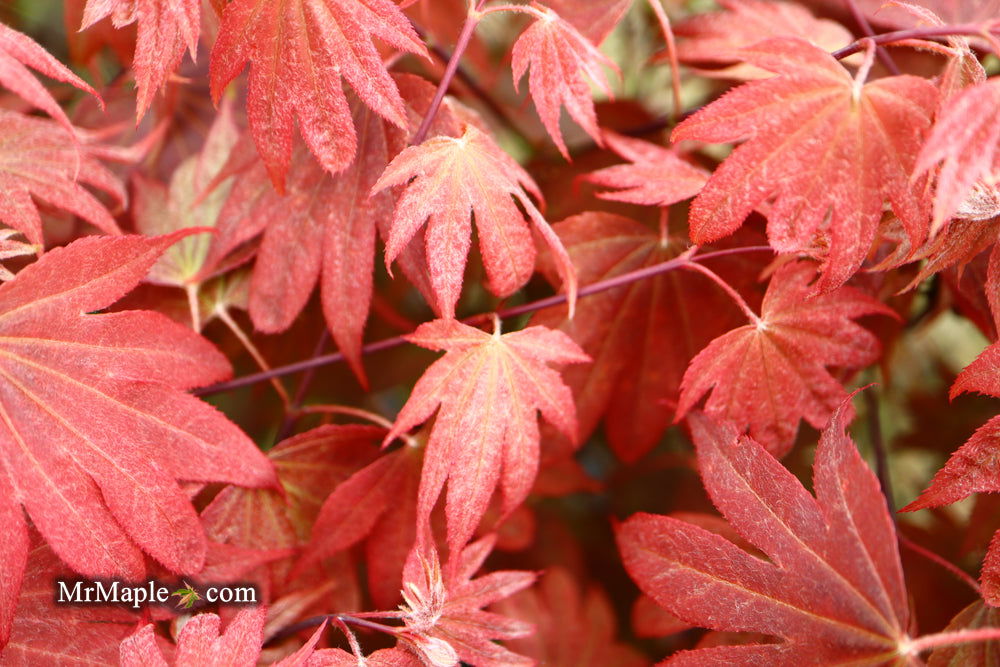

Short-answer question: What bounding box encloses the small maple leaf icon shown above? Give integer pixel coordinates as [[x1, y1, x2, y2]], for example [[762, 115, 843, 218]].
[[172, 582, 201, 609]]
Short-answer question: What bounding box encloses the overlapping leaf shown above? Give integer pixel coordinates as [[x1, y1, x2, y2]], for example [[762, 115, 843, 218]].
[[1, 539, 137, 658], [0, 21, 100, 130], [211, 75, 453, 382], [617, 408, 912, 663], [399, 534, 536, 667], [373, 124, 577, 319], [210, 0, 428, 189], [674, 0, 854, 80], [0, 234, 276, 637], [677, 260, 892, 455], [494, 567, 647, 666], [81, 0, 199, 119], [532, 212, 756, 462], [673, 38, 937, 292], [300, 439, 423, 608], [202, 424, 382, 551], [121, 607, 324, 667], [915, 77, 1000, 229], [385, 318, 588, 555], [511, 5, 616, 158], [134, 97, 239, 290], [0, 110, 124, 246]]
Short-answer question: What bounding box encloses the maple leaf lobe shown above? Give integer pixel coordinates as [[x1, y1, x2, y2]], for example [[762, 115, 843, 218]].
[[0, 233, 276, 634], [385, 318, 588, 555], [673, 37, 937, 291], [618, 404, 909, 663], [210, 0, 429, 189]]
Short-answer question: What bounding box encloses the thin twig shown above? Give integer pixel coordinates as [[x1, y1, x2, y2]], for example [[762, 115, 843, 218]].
[[863, 385, 894, 514], [833, 23, 999, 59], [412, 22, 530, 144], [898, 534, 981, 594], [194, 245, 774, 397], [214, 306, 291, 407], [275, 330, 328, 442], [412, 1, 488, 145], [646, 0, 683, 121], [843, 0, 901, 74], [903, 627, 1000, 655]]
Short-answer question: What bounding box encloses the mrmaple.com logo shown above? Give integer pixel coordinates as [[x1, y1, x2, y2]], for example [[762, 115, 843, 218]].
[[54, 579, 258, 610]]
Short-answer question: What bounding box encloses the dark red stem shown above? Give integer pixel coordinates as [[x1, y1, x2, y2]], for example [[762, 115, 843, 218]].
[[194, 245, 774, 396], [411, 1, 487, 145], [842, 0, 900, 74], [833, 23, 999, 59]]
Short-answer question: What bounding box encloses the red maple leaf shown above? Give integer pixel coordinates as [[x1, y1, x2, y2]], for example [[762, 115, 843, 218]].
[[0, 233, 276, 634], [384, 318, 588, 556], [673, 38, 938, 292], [209, 0, 428, 189], [398, 534, 536, 667], [902, 244, 1000, 604], [677, 260, 893, 455], [510, 4, 617, 158], [531, 212, 760, 463], [0, 21, 100, 130], [674, 0, 855, 80], [617, 406, 913, 663], [915, 78, 1000, 229], [80, 0, 199, 119], [373, 124, 577, 319], [0, 110, 125, 246]]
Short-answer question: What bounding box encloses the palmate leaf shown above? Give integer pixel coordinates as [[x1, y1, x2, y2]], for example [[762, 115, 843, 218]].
[[677, 260, 893, 456], [399, 534, 536, 667], [531, 213, 756, 463], [510, 4, 617, 158], [674, 0, 855, 80], [0, 234, 276, 646], [80, 0, 199, 119], [617, 406, 913, 664], [210, 0, 429, 190], [373, 124, 577, 319], [384, 318, 588, 556], [0, 110, 124, 246], [673, 38, 937, 292]]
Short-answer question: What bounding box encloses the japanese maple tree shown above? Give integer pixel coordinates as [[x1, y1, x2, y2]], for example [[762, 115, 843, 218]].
[[5, 0, 1000, 664]]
